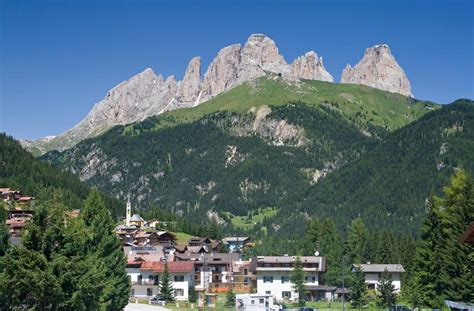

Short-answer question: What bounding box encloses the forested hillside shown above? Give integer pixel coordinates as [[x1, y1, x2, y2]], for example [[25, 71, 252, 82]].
[[0, 133, 123, 217], [43, 103, 375, 222], [293, 99, 474, 234], [42, 98, 473, 236]]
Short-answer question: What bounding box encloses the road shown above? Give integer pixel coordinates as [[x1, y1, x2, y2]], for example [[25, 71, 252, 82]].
[[124, 303, 171, 311]]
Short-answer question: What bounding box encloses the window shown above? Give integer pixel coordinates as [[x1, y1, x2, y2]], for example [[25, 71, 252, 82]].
[[175, 288, 184, 297], [263, 276, 273, 283], [146, 288, 153, 296], [281, 276, 289, 283], [174, 275, 185, 282], [305, 276, 316, 283], [265, 291, 271, 295], [259, 298, 265, 304], [244, 269, 248, 275], [282, 291, 292, 299], [368, 283, 376, 290], [251, 300, 255, 305]]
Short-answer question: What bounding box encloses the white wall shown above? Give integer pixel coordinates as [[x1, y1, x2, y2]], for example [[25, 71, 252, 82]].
[[126, 268, 193, 300], [256, 271, 319, 302], [364, 272, 402, 292]]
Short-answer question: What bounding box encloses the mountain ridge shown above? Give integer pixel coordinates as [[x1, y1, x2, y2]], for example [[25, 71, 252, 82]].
[[23, 34, 414, 155]]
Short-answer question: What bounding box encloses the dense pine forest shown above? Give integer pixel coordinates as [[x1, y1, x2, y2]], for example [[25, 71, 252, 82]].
[[43, 99, 474, 236]]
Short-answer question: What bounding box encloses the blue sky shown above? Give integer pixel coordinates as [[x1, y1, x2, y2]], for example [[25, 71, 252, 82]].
[[1, 0, 473, 140]]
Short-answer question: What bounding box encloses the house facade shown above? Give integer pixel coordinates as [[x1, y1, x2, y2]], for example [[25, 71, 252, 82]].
[[126, 261, 194, 300], [222, 236, 250, 252], [175, 252, 240, 291], [352, 264, 405, 292], [251, 255, 327, 302]]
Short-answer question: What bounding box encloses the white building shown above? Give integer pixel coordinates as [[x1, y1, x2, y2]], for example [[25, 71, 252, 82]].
[[126, 261, 194, 300], [352, 264, 405, 292], [251, 255, 327, 303], [236, 293, 281, 311]]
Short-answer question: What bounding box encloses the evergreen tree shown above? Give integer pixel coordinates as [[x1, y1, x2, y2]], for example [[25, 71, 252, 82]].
[[319, 218, 343, 285], [376, 269, 397, 309], [375, 230, 395, 264], [411, 170, 474, 306], [225, 288, 236, 307], [188, 286, 197, 303], [349, 265, 368, 309], [0, 205, 8, 256], [290, 256, 306, 307], [403, 275, 423, 310], [81, 189, 130, 310], [347, 218, 368, 264], [159, 261, 175, 302]]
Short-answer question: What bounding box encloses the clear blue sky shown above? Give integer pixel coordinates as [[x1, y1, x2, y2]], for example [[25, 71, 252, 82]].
[[1, 0, 473, 140]]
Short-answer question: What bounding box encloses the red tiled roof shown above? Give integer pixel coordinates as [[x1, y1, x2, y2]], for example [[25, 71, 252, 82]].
[[18, 197, 34, 201], [141, 261, 194, 273]]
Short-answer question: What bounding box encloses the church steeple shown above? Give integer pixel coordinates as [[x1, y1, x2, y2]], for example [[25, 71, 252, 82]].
[[126, 196, 131, 226]]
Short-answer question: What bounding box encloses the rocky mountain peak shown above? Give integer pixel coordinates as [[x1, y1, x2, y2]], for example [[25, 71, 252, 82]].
[[239, 34, 289, 80], [177, 56, 202, 105], [290, 51, 334, 82], [341, 44, 412, 97]]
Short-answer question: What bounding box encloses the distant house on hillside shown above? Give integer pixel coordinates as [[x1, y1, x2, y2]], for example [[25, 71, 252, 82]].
[[186, 237, 221, 252], [222, 236, 250, 252], [352, 263, 405, 292]]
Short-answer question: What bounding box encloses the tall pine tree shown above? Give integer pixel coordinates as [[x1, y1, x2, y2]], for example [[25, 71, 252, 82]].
[[411, 170, 474, 307], [376, 269, 397, 309], [347, 218, 368, 264], [81, 189, 130, 310], [291, 256, 306, 307], [349, 265, 368, 309], [159, 261, 175, 302]]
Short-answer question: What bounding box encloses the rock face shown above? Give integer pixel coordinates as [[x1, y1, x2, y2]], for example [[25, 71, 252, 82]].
[[290, 51, 333, 82], [340, 44, 412, 97], [176, 56, 202, 106], [25, 33, 335, 152]]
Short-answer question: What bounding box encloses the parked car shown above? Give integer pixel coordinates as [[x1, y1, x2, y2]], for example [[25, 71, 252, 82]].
[[393, 305, 411, 311], [149, 296, 166, 306]]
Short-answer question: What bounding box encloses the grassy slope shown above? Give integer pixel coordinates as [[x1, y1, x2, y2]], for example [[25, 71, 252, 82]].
[[140, 77, 437, 134]]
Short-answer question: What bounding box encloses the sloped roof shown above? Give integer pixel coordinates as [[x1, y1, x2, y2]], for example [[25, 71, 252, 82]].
[[355, 264, 405, 273], [130, 214, 144, 222], [141, 261, 194, 273], [222, 237, 249, 243]]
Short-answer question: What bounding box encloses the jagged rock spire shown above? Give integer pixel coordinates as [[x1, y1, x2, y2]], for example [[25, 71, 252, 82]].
[[341, 44, 412, 97]]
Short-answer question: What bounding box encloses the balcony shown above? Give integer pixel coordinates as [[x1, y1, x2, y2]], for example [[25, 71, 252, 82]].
[[132, 280, 159, 286]]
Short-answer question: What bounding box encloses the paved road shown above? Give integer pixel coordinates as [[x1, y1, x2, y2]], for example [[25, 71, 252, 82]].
[[124, 303, 170, 311]]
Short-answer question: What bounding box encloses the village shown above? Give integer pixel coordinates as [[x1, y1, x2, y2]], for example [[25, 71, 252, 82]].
[[1, 189, 422, 311]]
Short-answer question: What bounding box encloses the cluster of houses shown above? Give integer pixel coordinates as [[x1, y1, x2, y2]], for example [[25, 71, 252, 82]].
[[1, 191, 411, 307], [2, 188, 36, 238], [119, 199, 406, 306]]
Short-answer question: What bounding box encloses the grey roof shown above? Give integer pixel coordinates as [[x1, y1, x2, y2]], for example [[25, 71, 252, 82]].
[[222, 237, 249, 243], [130, 214, 144, 222], [355, 264, 405, 273], [177, 252, 240, 264]]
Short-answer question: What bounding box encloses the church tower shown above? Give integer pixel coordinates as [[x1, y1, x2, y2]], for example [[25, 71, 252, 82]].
[[126, 196, 131, 226]]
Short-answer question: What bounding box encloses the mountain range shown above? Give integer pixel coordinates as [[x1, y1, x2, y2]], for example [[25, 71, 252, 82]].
[[15, 33, 473, 237], [22, 34, 412, 155]]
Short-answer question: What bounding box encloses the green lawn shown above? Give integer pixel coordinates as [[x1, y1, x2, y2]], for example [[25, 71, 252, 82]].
[[134, 76, 438, 136], [171, 231, 193, 245], [223, 207, 277, 231]]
